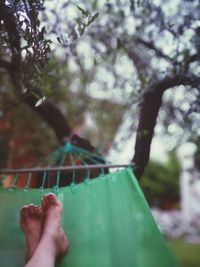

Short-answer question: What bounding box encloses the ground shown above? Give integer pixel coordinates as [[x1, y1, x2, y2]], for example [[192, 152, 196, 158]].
[[169, 239, 200, 267]]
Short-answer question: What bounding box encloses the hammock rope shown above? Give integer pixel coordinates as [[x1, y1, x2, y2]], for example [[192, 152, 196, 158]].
[[0, 142, 134, 191]]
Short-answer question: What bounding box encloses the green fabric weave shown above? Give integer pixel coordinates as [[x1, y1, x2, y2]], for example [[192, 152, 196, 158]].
[[0, 168, 179, 267]]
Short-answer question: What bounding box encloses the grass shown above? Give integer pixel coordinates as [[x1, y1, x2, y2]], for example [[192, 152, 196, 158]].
[[168, 239, 200, 267]]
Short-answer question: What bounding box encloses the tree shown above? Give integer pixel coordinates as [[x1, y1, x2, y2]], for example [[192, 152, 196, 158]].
[[0, 0, 200, 178]]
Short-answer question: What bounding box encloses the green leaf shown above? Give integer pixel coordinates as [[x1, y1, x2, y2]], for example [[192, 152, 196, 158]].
[[76, 5, 90, 17], [87, 12, 99, 26]]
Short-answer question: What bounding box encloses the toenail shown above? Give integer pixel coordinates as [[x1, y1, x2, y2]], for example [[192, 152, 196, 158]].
[[50, 198, 55, 204]]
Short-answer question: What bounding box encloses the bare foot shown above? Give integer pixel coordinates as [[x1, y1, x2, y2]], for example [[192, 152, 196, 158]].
[[20, 204, 44, 261], [41, 193, 69, 257]]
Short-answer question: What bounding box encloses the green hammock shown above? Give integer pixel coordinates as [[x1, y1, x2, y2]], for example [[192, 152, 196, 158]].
[[0, 167, 179, 267]]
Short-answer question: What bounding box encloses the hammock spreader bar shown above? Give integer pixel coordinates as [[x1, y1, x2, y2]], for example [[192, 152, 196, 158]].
[[0, 163, 135, 174]]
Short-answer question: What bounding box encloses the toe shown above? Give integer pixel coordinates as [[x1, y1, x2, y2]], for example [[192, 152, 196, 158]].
[[20, 206, 29, 226], [41, 195, 49, 211], [41, 193, 63, 213], [46, 193, 57, 205], [47, 193, 63, 210], [43, 193, 59, 206], [35, 206, 44, 219], [27, 204, 35, 213], [20, 205, 29, 221], [28, 205, 43, 218]]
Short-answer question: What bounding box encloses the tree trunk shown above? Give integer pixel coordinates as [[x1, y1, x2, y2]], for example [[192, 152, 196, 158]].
[[132, 90, 163, 178]]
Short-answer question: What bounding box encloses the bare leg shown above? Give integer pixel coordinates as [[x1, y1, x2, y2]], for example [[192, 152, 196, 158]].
[[20, 204, 44, 261], [25, 193, 69, 267]]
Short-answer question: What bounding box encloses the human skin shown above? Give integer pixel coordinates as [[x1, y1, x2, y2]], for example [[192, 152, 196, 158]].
[[20, 204, 44, 261], [20, 193, 69, 267]]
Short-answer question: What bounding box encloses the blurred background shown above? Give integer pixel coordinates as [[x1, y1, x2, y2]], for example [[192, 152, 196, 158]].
[[0, 0, 200, 266]]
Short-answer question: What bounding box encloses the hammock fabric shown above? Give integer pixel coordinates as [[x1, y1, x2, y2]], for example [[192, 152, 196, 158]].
[[0, 168, 179, 267]]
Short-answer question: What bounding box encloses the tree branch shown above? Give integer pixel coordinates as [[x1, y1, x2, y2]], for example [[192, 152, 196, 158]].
[[22, 91, 71, 141], [0, 59, 11, 71], [132, 75, 200, 179], [23, 91, 97, 151], [135, 37, 173, 62], [184, 53, 200, 71], [117, 38, 148, 75], [187, 53, 200, 64]]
